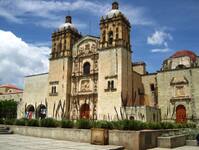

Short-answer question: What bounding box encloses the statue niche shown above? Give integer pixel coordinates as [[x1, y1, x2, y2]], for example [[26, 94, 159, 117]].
[[81, 80, 90, 92]]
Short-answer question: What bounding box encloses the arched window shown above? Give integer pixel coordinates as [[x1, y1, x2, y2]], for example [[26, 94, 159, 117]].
[[108, 31, 113, 45], [83, 62, 90, 75]]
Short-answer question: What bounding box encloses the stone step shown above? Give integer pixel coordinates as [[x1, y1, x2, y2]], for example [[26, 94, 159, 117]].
[[0, 127, 12, 134], [0, 128, 9, 132], [0, 131, 13, 134]]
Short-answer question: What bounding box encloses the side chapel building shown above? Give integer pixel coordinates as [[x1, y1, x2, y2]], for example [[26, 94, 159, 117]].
[[18, 2, 199, 123]]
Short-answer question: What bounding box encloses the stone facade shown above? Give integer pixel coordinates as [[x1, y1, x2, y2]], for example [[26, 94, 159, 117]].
[[18, 73, 48, 119], [143, 50, 199, 123], [19, 2, 199, 124]]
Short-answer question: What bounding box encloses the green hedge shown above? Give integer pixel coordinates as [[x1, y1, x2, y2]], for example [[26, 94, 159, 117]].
[[61, 120, 74, 128], [93, 121, 113, 129], [26, 119, 39, 127], [15, 118, 28, 126], [76, 119, 92, 129], [2, 118, 197, 130], [0, 118, 3, 124], [4, 118, 15, 125], [40, 118, 59, 127]]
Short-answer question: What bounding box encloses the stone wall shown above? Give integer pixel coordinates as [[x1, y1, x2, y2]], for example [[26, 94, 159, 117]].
[[132, 62, 146, 75], [2, 125, 175, 150], [142, 73, 157, 107], [132, 71, 144, 106], [157, 67, 199, 122], [47, 58, 71, 119], [18, 73, 48, 118], [125, 106, 161, 122], [98, 47, 132, 120]]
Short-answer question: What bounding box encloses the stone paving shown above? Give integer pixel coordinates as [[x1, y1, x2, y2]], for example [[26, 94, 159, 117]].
[[148, 146, 199, 150], [0, 134, 123, 150]]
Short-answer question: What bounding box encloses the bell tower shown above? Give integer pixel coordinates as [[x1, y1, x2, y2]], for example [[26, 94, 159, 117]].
[[98, 2, 132, 120], [48, 16, 81, 119], [50, 16, 81, 59], [99, 1, 131, 50]]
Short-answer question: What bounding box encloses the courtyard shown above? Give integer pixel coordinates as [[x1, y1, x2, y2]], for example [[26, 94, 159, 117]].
[[0, 134, 123, 150], [0, 134, 199, 150]]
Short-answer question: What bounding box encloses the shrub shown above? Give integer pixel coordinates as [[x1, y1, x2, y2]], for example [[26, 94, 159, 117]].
[[0, 118, 3, 124], [26, 119, 39, 127], [40, 118, 58, 127], [0, 100, 17, 119], [4, 118, 15, 125], [93, 121, 113, 129], [61, 120, 74, 128], [111, 120, 124, 130], [160, 122, 176, 129], [76, 119, 92, 129], [129, 120, 147, 130], [185, 123, 196, 128], [15, 119, 27, 126], [109, 120, 147, 130], [146, 122, 161, 129]]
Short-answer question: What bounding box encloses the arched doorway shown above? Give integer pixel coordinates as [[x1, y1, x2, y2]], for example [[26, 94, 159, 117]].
[[176, 105, 187, 123], [36, 104, 47, 119], [80, 103, 90, 119], [26, 105, 35, 119]]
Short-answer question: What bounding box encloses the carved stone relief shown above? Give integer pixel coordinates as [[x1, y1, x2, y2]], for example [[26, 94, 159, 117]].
[[81, 80, 90, 92], [175, 86, 185, 97], [77, 41, 97, 56]]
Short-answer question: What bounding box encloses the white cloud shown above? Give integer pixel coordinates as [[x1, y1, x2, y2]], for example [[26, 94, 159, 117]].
[[147, 30, 173, 46], [147, 30, 173, 53], [0, 29, 50, 87], [0, 0, 154, 28], [151, 48, 171, 53]]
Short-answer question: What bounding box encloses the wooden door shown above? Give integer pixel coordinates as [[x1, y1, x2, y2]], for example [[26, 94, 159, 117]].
[[80, 104, 90, 119], [176, 105, 187, 123]]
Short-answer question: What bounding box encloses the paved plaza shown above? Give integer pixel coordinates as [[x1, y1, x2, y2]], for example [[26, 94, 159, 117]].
[[0, 134, 123, 150], [1, 134, 199, 150], [148, 146, 199, 150]]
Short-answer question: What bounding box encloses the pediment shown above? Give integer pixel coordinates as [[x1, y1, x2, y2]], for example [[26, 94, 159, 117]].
[[170, 76, 189, 85], [73, 36, 99, 57]]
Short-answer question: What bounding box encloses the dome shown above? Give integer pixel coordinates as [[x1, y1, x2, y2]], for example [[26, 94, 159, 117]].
[[171, 50, 197, 62], [106, 9, 121, 18], [59, 23, 77, 31], [105, 1, 123, 19], [58, 16, 77, 32]]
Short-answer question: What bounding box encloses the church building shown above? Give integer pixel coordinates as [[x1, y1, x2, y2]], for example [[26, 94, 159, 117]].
[[18, 2, 199, 123]]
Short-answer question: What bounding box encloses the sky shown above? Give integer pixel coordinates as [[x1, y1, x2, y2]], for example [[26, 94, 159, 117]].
[[0, 0, 198, 88]]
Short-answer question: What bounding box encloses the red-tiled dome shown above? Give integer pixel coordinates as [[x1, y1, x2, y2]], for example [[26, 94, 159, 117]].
[[0, 84, 21, 90], [171, 50, 197, 62]]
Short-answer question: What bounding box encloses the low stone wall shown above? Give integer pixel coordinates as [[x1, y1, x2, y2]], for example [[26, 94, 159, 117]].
[[0, 125, 178, 150], [158, 134, 186, 148], [7, 125, 91, 143], [186, 140, 198, 146], [109, 129, 175, 150]]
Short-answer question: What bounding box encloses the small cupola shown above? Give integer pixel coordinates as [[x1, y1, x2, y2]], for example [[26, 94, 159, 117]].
[[112, 1, 119, 10], [65, 16, 72, 23]]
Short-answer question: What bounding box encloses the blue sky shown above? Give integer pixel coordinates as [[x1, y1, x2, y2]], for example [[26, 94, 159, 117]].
[[0, 0, 198, 87]]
